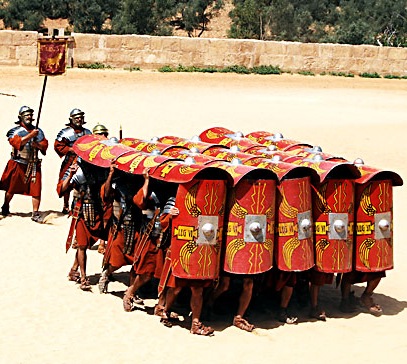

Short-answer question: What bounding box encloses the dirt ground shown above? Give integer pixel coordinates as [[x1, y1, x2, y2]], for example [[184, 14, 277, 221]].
[[0, 66, 406, 364]]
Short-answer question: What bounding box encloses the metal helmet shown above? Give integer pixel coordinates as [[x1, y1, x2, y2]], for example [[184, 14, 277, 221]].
[[69, 108, 85, 127], [92, 123, 109, 136], [17, 105, 34, 125]]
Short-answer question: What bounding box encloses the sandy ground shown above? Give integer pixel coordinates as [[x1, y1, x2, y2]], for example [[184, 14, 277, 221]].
[[0, 66, 406, 364]]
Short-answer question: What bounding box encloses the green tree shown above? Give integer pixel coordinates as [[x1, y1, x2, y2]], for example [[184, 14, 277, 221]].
[[112, 0, 175, 35], [171, 0, 224, 37], [229, 0, 272, 40]]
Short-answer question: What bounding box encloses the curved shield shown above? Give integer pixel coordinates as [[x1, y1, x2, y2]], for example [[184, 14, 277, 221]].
[[224, 178, 276, 274], [170, 178, 228, 279], [275, 176, 314, 271], [203, 146, 254, 162], [73, 134, 133, 168], [283, 156, 360, 183], [114, 151, 171, 175], [150, 160, 205, 183], [199, 127, 235, 144], [159, 135, 221, 153], [313, 179, 355, 273], [245, 131, 312, 151], [355, 179, 394, 272], [120, 137, 183, 155]]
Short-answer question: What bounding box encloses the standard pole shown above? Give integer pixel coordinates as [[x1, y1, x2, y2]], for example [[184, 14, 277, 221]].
[[36, 75, 48, 129]]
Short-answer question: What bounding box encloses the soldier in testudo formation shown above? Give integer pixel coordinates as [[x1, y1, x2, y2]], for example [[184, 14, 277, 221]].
[[58, 158, 107, 290]]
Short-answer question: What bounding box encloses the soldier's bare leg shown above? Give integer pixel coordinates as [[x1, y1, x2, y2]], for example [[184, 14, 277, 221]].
[[233, 277, 255, 331], [310, 283, 326, 321], [278, 285, 297, 324], [77, 247, 91, 291], [31, 196, 41, 222], [32, 196, 40, 211], [68, 250, 80, 282], [1, 192, 13, 215], [360, 277, 383, 316], [122, 273, 151, 310], [190, 286, 214, 335], [340, 273, 357, 313]]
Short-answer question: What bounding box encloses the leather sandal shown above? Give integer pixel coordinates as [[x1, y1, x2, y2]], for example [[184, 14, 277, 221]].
[[68, 268, 80, 283], [98, 270, 109, 294], [360, 293, 383, 317], [278, 308, 298, 324], [309, 306, 327, 321], [123, 294, 133, 312], [233, 315, 255, 332], [190, 321, 214, 336], [80, 277, 92, 291]]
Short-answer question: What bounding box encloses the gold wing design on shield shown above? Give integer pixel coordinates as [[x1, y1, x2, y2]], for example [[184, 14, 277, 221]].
[[279, 186, 298, 219], [359, 238, 375, 269], [101, 146, 116, 160], [315, 238, 330, 269], [179, 240, 198, 274], [264, 239, 273, 252], [76, 140, 100, 151], [231, 201, 248, 219], [185, 182, 201, 217], [283, 237, 301, 269], [360, 185, 376, 216], [226, 238, 246, 271], [206, 129, 224, 140], [265, 205, 275, 220], [313, 183, 331, 214]]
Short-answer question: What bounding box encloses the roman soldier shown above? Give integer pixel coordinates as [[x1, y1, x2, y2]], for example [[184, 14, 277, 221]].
[[54, 108, 91, 214], [0, 105, 48, 221]]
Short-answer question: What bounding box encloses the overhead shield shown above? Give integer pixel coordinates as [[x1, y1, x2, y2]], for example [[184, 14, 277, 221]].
[[199, 127, 260, 151], [73, 134, 133, 168], [275, 176, 314, 271], [114, 150, 171, 176], [224, 178, 276, 274], [245, 131, 313, 151], [120, 137, 187, 155], [203, 146, 254, 162], [158, 135, 221, 153], [170, 178, 228, 280]]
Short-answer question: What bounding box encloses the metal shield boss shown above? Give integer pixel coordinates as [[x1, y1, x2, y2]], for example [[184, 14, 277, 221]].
[[313, 179, 354, 273], [275, 176, 314, 271], [224, 179, 276, 274], [170, 179, 227, 279], [355, 180, 393, 272]]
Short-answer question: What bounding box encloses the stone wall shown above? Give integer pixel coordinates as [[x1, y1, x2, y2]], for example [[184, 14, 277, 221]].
[[1, 30, 406, 75]]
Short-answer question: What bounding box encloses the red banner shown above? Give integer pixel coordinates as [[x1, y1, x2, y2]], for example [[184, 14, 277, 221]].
[[38, 39, 67, 76]]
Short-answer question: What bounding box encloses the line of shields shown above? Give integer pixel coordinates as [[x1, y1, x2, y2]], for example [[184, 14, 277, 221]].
[[72, 127, 403, 284]]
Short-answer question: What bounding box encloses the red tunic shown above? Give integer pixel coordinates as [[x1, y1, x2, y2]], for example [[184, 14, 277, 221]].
[[132, 189, 159, 276], [0, 134, 48, 196], [54, 139, 77, 181]]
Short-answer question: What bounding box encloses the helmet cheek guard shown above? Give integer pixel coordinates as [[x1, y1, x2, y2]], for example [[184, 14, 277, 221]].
[[69, 108, 85, 127], [18, 105, 34, 125]]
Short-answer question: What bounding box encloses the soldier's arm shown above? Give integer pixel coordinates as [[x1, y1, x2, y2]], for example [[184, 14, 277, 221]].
[[103, 162, 116, 200], [33, 137, 48, 155], [54, 138, 74, 157], [59, 164, 79, 195], [9, 130, 38, 150]]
